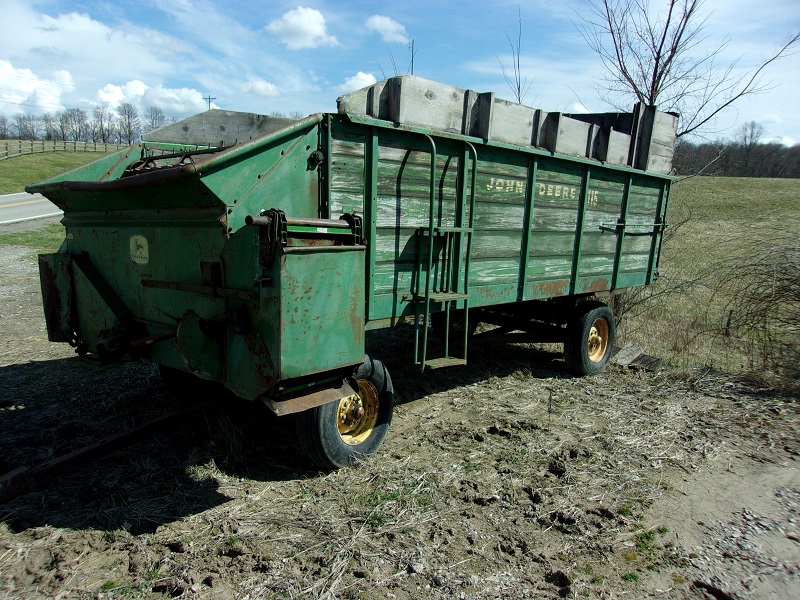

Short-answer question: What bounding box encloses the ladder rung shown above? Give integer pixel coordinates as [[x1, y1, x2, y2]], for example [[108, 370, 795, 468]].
[[420, 292, 470, 302], [424, 357, 467, 369]]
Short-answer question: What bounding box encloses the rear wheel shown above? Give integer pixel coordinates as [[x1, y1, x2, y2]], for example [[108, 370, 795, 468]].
[[295, 356, 393, 470], [563, 302, 615, 376]]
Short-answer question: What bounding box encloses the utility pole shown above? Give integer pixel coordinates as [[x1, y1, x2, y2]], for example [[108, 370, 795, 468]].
[[409, 39, 415, 75], [203, 94, 216, 111]]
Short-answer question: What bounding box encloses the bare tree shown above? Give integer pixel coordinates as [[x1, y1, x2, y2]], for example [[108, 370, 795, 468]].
[[498, 7, 533, 104], [92, 105, 114, 143], [576, 0, 799, 137], [733, 121, 765, 176], [144, 106, 166, 132], [42, 113, 58, 141], [117, 102, 141, 144], [13, 113, 40, 140], [65, 108, 88, 142], [0, 115, 8, 139], [56, 110, 70, 141], [717, 229, 800, 386]]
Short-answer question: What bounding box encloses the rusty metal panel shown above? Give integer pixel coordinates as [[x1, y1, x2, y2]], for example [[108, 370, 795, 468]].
[[38, 253, 73, 342], [279, 247, 365, 380]]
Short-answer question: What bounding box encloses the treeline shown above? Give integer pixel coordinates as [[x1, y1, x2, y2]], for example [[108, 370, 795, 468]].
[[0, 104, 169, 145], [674, 122, 800, 178]]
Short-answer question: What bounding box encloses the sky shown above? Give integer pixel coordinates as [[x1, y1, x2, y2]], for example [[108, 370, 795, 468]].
[[1, 0, 799, 144]]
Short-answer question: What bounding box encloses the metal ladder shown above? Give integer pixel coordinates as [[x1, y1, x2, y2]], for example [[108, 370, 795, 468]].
[[414, 137, 477, 370]]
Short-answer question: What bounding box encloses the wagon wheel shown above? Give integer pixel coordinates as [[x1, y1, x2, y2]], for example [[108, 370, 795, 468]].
[[295, 356, 394, 470], [563, 301, 615, 376]]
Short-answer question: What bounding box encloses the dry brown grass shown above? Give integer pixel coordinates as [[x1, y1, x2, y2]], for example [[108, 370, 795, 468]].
[[616, 176, 800, 383]]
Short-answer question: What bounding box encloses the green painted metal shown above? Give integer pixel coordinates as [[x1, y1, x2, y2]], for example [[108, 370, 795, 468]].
[[31, 103, 672, 401], [420, 134, 437, 368], [611, 173, 633, 290], [517, 156, 537, 302], [646, 180, 669, 284], [569, 166, 591, 296], [364, 128, 379, 320]]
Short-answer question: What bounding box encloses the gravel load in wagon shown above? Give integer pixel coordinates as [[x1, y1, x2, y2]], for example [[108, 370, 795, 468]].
[[27, 75, 677, 469]]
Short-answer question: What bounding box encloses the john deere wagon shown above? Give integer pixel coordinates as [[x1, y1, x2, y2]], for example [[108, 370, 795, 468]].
[[29, 76, 676, 469]]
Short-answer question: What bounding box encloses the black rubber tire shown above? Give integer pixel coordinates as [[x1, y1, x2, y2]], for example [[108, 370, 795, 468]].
[[295, 356, 394, 470], [563, 301, 615, 376]]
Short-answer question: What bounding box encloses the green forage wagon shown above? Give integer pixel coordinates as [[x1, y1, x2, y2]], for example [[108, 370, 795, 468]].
[[30, 76, 676, 469]]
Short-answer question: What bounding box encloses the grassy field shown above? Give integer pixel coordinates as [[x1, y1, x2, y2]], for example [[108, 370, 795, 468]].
[[0, 223, 65, 254], [0, 151, 114, 194], [618, 176, 800, 377]]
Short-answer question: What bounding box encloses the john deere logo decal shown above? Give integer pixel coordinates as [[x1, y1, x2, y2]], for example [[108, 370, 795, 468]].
[[130, 235, 149, 265]]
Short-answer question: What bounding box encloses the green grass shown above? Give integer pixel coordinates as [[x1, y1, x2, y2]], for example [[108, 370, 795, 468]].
[[0, 151, 112, 194], [0, 223, 65, 254]]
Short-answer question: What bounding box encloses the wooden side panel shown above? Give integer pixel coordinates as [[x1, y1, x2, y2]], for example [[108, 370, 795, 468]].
[[329, 120, 669, 322]]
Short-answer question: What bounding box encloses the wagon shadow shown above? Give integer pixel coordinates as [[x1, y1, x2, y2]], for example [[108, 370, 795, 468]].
[[0, 328, 571, 534], [0, 357, 313, 535], [366, 324, 571, 406]]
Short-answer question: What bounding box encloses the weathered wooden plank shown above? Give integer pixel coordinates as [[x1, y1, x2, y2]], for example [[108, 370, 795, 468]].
[[469, 257, 521, 284], [370, 224, 640, 266], [526, 256, 574, 280], [618, 254, 650, 272], [529, 230, 617, 258]]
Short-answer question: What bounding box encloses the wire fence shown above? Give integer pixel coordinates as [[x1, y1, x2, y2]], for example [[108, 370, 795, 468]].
[[0, 140, 128, 161]]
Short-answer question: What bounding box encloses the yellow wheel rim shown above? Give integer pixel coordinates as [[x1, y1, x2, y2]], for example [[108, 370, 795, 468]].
[[336, 379, 379, 446], [587, 317, 610, 363]]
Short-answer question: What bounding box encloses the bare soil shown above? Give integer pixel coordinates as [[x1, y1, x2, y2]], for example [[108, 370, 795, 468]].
[[0, 233, 798, 599]]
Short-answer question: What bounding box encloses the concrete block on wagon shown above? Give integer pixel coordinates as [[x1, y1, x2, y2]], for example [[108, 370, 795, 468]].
[[337, 74, 678, 174]]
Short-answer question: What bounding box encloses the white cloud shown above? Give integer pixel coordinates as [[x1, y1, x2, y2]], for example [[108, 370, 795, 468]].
[[762, 135, 797, 146], [240, 80, 281, 97], [267, 7, 339, 50], [0, 59, 70, 113], [97, 81, 148, 106], [142, 85, 208, 113], [568, 102, 590, 114], [365, 15, 409, 44], [336, 72, 377, 93], [95, 80, 209, 115]]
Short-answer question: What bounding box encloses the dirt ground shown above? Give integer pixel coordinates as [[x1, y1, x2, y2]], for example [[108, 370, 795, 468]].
[[1, 223, 798, 599]]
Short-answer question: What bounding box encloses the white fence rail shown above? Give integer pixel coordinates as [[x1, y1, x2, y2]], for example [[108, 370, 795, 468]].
[[0, 140, 128, 161]]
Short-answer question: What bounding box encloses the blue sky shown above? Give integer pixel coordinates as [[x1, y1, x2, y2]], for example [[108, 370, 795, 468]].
[[1, 0, 799, 143]]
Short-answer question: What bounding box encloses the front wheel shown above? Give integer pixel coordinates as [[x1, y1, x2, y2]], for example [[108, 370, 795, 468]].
[[563, 302, 615, 376], [295, 356, 394, 470]]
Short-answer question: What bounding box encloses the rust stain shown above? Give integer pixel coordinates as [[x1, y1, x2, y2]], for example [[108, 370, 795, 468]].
[[581, 277, 610, 294], [533, 279, 570, 299]]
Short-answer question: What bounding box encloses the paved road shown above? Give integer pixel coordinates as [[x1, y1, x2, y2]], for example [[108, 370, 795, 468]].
[[0, 192, 61, 226]]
